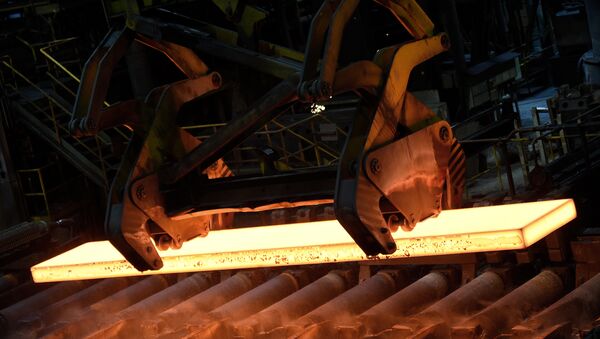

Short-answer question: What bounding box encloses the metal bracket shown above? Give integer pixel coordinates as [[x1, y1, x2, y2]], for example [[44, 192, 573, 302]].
[[334, 34, 453, 256], [364, 121, 453, 231], [107, 73, 226, 271]]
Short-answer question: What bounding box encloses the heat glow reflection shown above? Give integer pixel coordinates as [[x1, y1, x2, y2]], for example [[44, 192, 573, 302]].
[[31, 199, 576, 282]]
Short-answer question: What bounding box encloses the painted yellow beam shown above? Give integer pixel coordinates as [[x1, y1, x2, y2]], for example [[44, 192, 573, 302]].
[[31, 199, 576, 282]]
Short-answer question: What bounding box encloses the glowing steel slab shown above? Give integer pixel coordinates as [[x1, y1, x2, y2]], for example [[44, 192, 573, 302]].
[[31, 199, 576, 282]]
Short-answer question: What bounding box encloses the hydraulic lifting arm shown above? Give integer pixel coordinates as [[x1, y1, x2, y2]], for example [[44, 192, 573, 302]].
[[69, 0, 465, 271], [298, 0, 464, 256]]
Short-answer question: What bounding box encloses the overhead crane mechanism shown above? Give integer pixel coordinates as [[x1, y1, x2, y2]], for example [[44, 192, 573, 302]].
[[32, 0, 576, 281]]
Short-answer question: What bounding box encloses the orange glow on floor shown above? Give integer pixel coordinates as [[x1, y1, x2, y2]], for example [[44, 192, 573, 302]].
[[31, 199, 576, 282]]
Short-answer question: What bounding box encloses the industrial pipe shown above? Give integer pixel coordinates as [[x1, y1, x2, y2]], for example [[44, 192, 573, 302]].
[[85, 273, 215, 338], [118, 273, 214, 319], [210, 270, 309, 321], [283, 270, 410, 338], [17, 277, 138, 333], [453, 270, 564, 338], [512, 273, 600, 337], [0, 280, 49, 309], [87, 275, 172, 314], [40, 275, 171, 338], [390, 271, 505, 337], [233, 270, 353, 337], [146, 270, 267, 336], [290, 269, 408, 337], [359, 271, 449, 335], [0, 280, 92, 335], [184, 270, 311, 338]]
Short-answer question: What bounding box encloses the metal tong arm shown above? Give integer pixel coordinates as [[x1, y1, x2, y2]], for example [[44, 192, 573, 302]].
[[299, 0, 434, 102], [70, 27, 210, 137]]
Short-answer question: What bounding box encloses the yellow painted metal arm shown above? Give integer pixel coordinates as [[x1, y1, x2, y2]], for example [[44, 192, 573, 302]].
[[373, 0, 435, 39]]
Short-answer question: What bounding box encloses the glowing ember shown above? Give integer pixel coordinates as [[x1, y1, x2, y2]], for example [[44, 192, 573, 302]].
[[31, 199, 576, 282]]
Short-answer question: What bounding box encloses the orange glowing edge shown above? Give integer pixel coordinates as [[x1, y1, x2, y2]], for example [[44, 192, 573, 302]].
[[31, 199, 576, 282]]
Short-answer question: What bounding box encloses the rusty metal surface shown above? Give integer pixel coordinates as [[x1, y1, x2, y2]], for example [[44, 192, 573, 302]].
[[333, 33, 452, 258], [3, 267, 600, 338], [453, 270, 564, 338], [0, 280, 94, 335], [364, 120, 453, 231]]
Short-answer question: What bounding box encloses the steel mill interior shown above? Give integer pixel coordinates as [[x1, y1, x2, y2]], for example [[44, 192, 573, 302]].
[[1, 0, 600, 338]]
